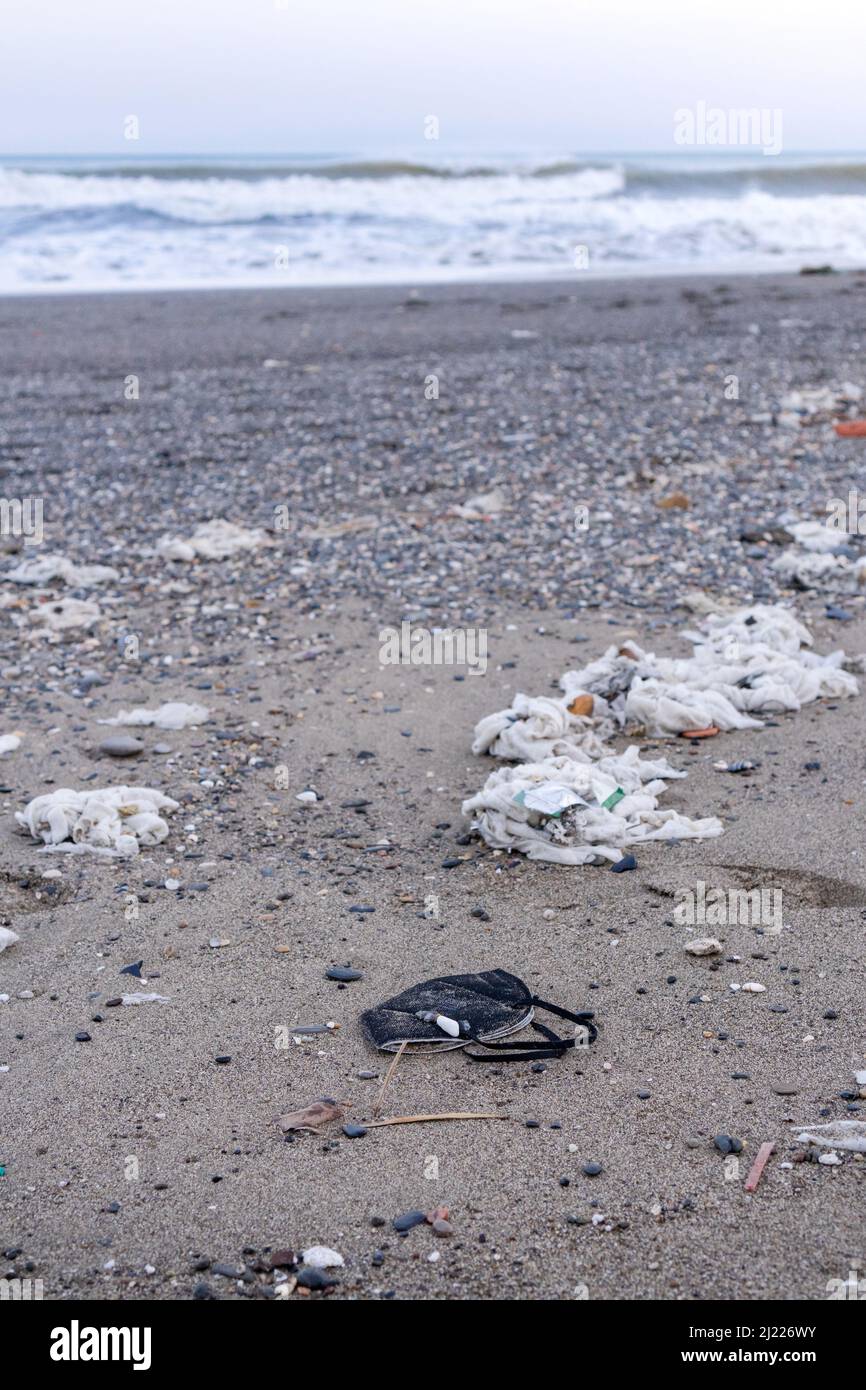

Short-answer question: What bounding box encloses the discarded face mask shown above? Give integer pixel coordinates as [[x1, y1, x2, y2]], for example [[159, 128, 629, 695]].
[[360, 969, 597, 1063]]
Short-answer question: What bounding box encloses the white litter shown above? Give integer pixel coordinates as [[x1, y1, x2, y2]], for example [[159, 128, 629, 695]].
[[795, 1120, 866, 1153], [452, 488, 507, 519], [464, 599, 860, 865], [5, 554, 119, 588], [771, 549, 851, 589], [120, 993, 169, 1005], [477, 603, 857, 752], [0, 733, 21, 755], [301, 1246, 345, 1269], [28, 596, 101, 633], [462, 754, 722, 866], [157, 518, 269, 561], [15, 786, 180, 856], [0, 927, 20, 954], [98, 702, 210, 730], [778, 382, 861, 428]]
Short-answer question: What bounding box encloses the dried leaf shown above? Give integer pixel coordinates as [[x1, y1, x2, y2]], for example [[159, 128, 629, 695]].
[[277, 1099, 344, 1133]]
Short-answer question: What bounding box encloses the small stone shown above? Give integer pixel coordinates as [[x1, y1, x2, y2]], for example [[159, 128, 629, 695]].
[[685, 938, 722, 956], [772, 1083, 798, 1096], [211, 1262, 244, 1279], [297, 1266, 337, 1288], [342, 1124, 367, 1138], [610, 854, 637, 873], [713, 1134, 742, 1154], [393, 1209, 427, 1232], [75, 1031, 91, 1043], [432, 1218, 453, 1236], [582, 1162, 603, 1176], [99, 735, 144, 758], [269, 1249, 296, 1270], [823, 1009, 839, 1020], [326, 966, 363, 982]]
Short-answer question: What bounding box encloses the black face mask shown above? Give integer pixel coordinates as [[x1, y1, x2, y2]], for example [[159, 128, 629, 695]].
[[360, 969, 597, 1063]]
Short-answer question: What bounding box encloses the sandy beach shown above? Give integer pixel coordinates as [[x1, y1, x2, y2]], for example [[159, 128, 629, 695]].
[[1, 269, 865, 1302]]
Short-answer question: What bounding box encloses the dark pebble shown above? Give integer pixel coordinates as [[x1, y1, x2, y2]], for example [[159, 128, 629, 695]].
[[582, 1162, 603, 1177], [297, 1266, 337, 1289], [326, 966, 363, 982], [392, 1209, 427, 1232], [610, 854, 637, 873]]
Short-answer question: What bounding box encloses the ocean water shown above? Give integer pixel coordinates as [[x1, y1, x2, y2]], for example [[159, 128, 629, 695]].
[[1, 151, 866, 293]]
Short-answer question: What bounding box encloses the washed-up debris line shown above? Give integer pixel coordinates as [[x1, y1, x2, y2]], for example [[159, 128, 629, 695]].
[[465, 601, 860, 864]]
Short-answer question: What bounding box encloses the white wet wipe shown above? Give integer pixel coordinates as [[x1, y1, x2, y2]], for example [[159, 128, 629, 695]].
[[27, 596, 101, 633], [98, 702, 210, 730], [465, 600, 860, 864], [5, 554, 119, 588], [463, 753, 723, 866], [15, 786, 180, 856], [157, 518, 269, 561]]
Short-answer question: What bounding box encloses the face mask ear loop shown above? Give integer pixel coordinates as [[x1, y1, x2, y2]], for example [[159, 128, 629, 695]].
[[463, 1021, 574, 1062], [531, 996, 598, 1044]]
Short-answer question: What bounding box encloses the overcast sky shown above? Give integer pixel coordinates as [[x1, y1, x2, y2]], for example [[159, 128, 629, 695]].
[[2, 0, 865, 155]]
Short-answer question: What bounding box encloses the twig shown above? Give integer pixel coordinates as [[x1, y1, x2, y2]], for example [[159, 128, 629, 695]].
[[363, 1112, 509, 1128], [373, 1040, 408, 1117]]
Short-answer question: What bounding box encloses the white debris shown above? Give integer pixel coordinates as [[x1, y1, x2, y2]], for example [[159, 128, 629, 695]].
[[786, 521, 848, 554], [0, 926, 20, 953], [740, 982, 766, 993], [795, 1120, 866, 1153], [452, 488, 508, 519], [462, 754, 722, 866], [295, 790, 318, 803], [301, 1246, 345, 1269], [464, 599, 859, 864], [5, 554, 119, 588], [15, 786, 180, 856], [120, 993, 169, 1005], [0, 733, 21, 755], [771, 549, 851, 588], [818, 1151, 843, 1165], [157, 518, 269, 561], [476, 604, 857, 755], [685, 938, 722, 956], [855, 1070, 866, 1087], [28, 596, 101, 633], [98, 702, 210, 730]]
